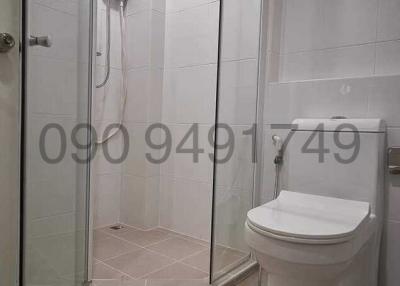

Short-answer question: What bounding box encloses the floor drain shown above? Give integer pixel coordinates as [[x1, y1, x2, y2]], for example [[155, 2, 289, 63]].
[[109, 225, 124, 230]]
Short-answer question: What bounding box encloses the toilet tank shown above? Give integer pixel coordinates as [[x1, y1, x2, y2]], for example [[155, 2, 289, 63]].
[[287, 119, 386, 218]]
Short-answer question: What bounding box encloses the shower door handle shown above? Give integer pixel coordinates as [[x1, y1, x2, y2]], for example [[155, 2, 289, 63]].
[[0, 33, 16, 53], [29, 35, 52, 48]]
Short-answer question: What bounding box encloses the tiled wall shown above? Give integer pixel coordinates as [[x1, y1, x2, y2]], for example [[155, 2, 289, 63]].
[[159, 0, 219, 241], [261, 0, 400, 285], [93, 0, 165, 229], [120, 0, 165, 229]]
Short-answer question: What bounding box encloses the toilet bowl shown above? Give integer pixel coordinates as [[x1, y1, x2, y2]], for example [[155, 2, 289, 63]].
[[245, 191, 380, 286], [245, 119, 386, 286]]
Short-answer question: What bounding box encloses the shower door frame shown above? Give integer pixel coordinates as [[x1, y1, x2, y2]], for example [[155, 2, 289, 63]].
[[209, 0, 266, 283], [19, 0, 96, 285]]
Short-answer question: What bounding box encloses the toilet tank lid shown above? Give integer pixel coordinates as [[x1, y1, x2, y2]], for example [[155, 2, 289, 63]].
[[292, 119, 386, 133]]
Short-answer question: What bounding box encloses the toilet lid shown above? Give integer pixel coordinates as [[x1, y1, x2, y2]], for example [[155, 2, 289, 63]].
[[247, 191, 371, 241]]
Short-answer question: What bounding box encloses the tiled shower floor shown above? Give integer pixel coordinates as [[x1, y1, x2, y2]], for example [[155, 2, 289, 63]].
[[92, 225, 247, 286]]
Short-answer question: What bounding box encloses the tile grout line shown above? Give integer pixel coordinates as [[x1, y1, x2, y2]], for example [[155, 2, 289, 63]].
[[95, 260, 137, 281]]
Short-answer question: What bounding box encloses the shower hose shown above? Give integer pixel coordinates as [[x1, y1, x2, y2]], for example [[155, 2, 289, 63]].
[[96, 0, 128, 144]]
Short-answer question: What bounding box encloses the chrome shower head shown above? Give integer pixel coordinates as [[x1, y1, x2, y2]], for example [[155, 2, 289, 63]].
[[118, 0, 127, 8]]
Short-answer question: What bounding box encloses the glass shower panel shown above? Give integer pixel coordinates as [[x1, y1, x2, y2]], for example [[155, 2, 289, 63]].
[[211, 0, 262, 281], [23, 0, 93, 285], [0, 0, 21, 285]]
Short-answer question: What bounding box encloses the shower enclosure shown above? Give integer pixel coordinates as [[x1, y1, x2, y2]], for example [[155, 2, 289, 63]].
[[1, 0, 263, 285]]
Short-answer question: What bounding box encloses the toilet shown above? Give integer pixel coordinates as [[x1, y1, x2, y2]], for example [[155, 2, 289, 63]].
[[245, 119, 386, 286]]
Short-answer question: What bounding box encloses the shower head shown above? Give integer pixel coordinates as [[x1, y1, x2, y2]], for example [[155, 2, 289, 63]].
[[118, 0, 127, 8]]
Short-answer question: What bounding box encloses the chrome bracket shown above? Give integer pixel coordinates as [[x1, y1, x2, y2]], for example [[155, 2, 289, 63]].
[[29, 35, 52, 48], [388, 147, 400, 175]]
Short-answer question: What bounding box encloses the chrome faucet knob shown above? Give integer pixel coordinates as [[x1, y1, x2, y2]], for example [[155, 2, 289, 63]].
[[0, 33, 16, 53]]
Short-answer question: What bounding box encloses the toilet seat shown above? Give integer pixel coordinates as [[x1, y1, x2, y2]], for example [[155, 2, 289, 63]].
[[247, 191, 371, 245]]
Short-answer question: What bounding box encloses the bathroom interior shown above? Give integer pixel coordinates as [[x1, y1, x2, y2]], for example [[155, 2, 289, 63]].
[[1, 0, 400, 285]]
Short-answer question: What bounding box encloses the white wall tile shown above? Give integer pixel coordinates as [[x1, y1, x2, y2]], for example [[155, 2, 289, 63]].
[[28, 179, 75, 220], [265, 78, 370, 125], [126, 11, 151, 69], [152, 0, 166, 13], [29, 57, 78, 117], [214, 185, 251, 252], [124, 68, 163, 123], [159, 176, 212, 240], [123, 123, 161, 177], [375, 40, 400, 76], [30, 213, 76, 238], [93, 174, 121, 227], [33, 0, 79, 16], [151, 11, 166, 69], [120, 175, 160, 229], [164, 2, 219, 67], [219, 59, 258, 125], [92, 128, 123, 175], [97, 9, 122, 69], [27, 116, 76, 183], [160, 124, 214, 184], [368, 75, 400, 126], [377, 0, 400, 41], [125, 0, 152, 15], [280, 44, 376, 82], [282, 0, 378, 53], [94, 67, 122, 122], [162, 65, 217, 124], [166, 0, 215, 13], [30, 4, 78, 61], [220, 0, 261, 61], [125, 68, 151, 123], [214, 125, 255, 190]]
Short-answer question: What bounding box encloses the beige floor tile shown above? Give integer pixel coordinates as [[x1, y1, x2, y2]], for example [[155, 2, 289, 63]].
[[213, 246, 247, 272], [104, 249, 174, 278], [182, 247, 246, 274], [146, 237, 206, 260], [93, 278, 146, 286], [112, 229, 172, 247], [181, 250, 210, 273], [93, 262, 125, 280], [146, 279, 209, 286], [157, 228, 210, 247], [144, 263, 208, 280], [94, 237, 141, 261], [94, 230, 113, 242]]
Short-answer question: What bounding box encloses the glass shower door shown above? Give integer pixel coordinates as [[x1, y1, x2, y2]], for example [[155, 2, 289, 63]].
[[0, 0, 21, 285], [211, 0, 263, 282], [22, 0, 94, 285]]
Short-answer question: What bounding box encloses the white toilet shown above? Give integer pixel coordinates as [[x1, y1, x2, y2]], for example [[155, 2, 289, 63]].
[[245, 119, 386, 286]]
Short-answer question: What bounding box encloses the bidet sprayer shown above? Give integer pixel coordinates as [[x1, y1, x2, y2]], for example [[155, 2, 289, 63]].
[[272, 135, 284, 165]]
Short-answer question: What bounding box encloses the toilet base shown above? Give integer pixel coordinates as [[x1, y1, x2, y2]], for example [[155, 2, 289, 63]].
[[257, 234, 379, 286], [246, 220, 381, 286]]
